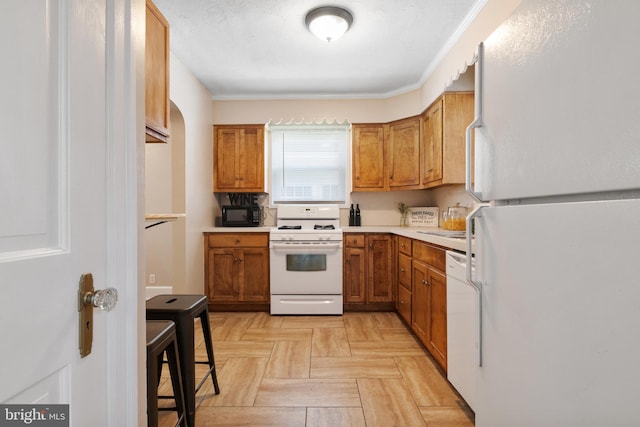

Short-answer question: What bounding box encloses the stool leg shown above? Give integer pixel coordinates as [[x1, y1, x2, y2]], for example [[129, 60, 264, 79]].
[[199, 311, 220, 394], [147, 350, 159, 427], [166, 339, 188, 427], [175, 316, 196, 427]]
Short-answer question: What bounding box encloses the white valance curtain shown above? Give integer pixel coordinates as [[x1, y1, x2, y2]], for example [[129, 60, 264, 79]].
[[268, 121, 350, 204]]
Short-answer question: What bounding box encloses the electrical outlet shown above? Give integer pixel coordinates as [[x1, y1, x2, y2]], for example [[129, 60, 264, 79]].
[[149, 274, 156, 284]]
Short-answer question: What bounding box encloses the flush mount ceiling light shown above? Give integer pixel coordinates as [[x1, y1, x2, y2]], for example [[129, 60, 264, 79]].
[[305, 6, 353, 43]]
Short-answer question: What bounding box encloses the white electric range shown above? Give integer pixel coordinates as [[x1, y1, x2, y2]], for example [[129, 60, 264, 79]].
[[269, 204, 343, 315]]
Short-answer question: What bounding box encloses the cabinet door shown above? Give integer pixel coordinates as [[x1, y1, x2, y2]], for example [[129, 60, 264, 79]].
[[208, 248, 239, 301], [214, 126, 265, 192], [411, 260, 429, 344], [240, 247, 269, 302], [426, 268, 447, 370], [214, 128, 241, 191], [398, 252, 412, 291], [352, 124, 386, 191], [388, 116, 421, 189], [422, 99, 443, 186], [366, 235, 394, 302], [397, 284, 412, 325], [344, 247, 366, 303], [145, 0, 170, 141], [440, 92, 474, 185], [237, 127, 264, 192]]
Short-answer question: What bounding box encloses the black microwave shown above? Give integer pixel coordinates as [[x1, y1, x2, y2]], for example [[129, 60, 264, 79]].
[[221, 205, 262, 227]]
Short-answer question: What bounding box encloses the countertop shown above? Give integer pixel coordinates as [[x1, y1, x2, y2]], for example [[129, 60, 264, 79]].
[[203, 226, 470, 253]]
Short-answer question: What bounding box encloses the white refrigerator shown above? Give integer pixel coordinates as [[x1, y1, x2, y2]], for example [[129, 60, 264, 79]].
[[466, 1, 640, 426]]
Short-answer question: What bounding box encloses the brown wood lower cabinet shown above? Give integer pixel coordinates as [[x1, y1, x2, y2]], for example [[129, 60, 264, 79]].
[[343, 233, 394, 310], [412, 240, 447, 371], [204, 232, 269, 310], [395, 235, 448, 371]]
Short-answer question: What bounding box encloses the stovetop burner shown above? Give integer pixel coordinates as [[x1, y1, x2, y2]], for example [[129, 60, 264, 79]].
[[277, 225, 302, 230], [314, 225, 335, 230]]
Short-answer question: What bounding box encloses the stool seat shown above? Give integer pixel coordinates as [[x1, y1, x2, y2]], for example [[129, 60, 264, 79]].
[[146, 320, 186, 427], [147, 295, 220, 427]]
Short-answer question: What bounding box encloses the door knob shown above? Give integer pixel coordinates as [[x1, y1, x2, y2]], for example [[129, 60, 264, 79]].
[[83, 287, 118, 311], [78, 273, 118, 358]]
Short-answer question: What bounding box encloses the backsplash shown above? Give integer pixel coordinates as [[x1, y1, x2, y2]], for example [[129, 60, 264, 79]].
[[214, 186, 473, 228], [430, 185, 475, 216]]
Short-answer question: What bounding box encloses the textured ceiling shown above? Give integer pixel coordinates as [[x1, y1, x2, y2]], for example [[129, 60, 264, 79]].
[[153, 0, 483, 100]]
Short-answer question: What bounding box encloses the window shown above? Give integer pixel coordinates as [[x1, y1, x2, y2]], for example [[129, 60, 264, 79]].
[[268, 122, 350, 205]]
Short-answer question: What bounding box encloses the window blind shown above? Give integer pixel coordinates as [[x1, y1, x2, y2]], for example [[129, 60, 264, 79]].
[[269, 123, 350, 204]]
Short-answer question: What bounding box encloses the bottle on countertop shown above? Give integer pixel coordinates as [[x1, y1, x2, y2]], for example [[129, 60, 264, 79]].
[[355, 204, 361, 226], [349, 204, 355, 226]]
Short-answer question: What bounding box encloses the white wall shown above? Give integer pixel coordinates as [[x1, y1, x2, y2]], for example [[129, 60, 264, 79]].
[[211, 90, 424, 125], [144, 138, 173, 287], [166, 54, 214, 294], [420, 0, 522, 108]]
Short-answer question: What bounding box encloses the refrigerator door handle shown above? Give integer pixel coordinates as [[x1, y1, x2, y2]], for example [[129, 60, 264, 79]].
[[466, 203, 487, 366], [465, 42, 485, 203]]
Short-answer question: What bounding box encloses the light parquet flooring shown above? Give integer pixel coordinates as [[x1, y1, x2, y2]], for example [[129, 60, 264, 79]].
[[157, 311, 474, 427]]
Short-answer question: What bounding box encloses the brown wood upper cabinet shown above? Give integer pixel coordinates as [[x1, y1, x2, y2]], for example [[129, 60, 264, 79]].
[[388, 116, 421, 190], [352, 124, 387, 191], [213, 125, 265, 192], [352, 92, 473, 192], [145, 0, 170, 142], [421, 92, 474, 188]]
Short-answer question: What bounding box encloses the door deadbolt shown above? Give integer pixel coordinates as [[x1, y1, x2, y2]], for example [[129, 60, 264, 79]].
[[78, 273, 118, 358]]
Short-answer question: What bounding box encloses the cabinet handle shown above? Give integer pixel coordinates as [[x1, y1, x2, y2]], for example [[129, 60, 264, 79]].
[[400, 268, 405, 272]]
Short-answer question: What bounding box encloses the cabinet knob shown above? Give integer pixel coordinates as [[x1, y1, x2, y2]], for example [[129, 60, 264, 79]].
[[400, 268, 405, 272]]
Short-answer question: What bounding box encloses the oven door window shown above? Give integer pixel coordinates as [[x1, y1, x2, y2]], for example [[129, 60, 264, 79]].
[[286, 254, 326, 271]]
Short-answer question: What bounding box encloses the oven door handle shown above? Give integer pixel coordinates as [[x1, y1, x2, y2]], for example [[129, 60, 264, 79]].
[[270, 242, 343, 252]]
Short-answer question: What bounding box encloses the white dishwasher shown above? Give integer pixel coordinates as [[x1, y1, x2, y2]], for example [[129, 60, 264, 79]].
[[446, 250, 477, 411]]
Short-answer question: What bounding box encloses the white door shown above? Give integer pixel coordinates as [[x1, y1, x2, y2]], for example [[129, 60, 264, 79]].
[[0, 0, 141, 425]]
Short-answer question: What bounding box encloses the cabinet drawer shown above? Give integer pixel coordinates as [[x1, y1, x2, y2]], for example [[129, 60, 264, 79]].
[[397, 285, 412, 325], [208, 233, 268, 248], [413, 241, 445, 271], [398, 236, 412, 255], [344, 234, 365, 248]]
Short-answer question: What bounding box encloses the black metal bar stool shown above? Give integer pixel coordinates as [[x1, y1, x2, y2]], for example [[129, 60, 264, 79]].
[[146, 295, 220, 427], [146, 320, 187, 427]]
